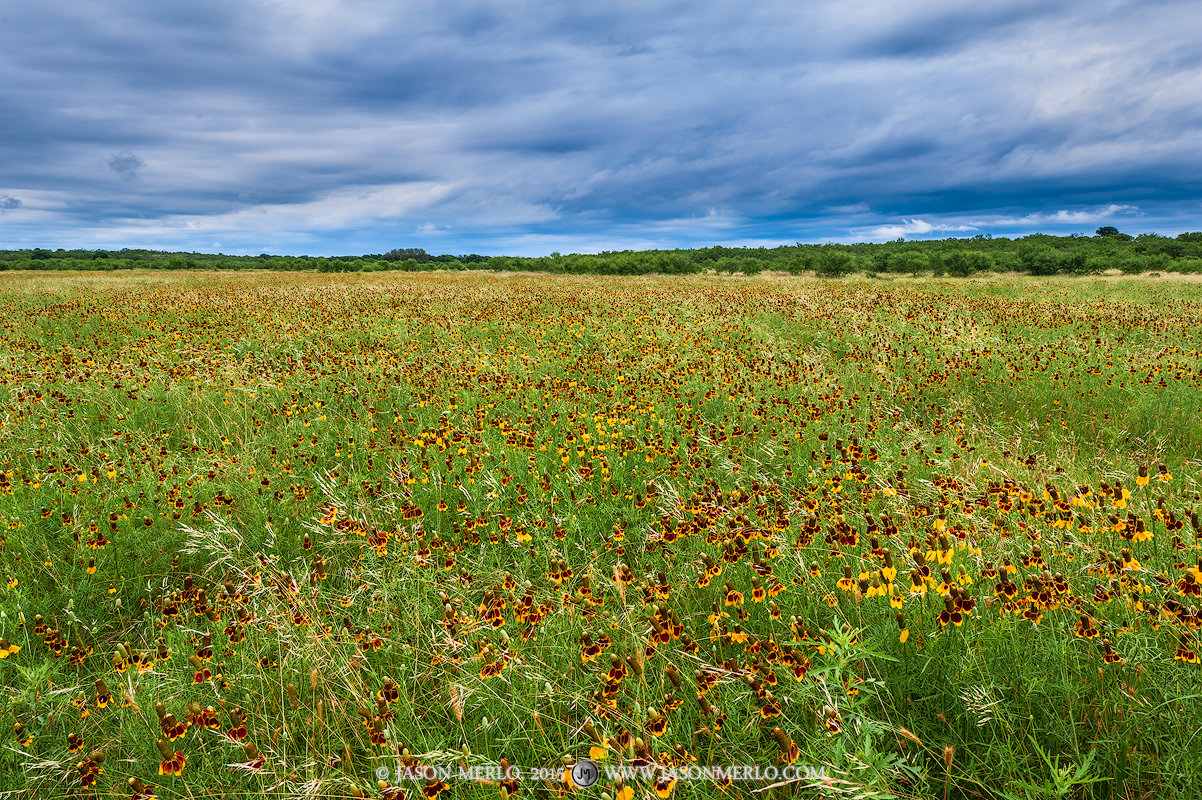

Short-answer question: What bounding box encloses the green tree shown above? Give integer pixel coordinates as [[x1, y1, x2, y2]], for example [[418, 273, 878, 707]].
[[814, 248, 855, 277], [383, 248, 428, 263], [1059, 251, 1088, 274], [1095, 226, 1133, 241], [1020, 246, 1061, 275], [946, 251, 972, 277], [1118, 256, 1146, 274], [891, 251, 928, 276]]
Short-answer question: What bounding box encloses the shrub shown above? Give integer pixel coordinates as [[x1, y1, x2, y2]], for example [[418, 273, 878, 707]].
[[945, 251, 972, 277], [786, 253, 812, 274], [965, 251, 993, 273], [1020, 245, 1061, 275], [814, 248, 855, 277], [891, 251, 929, 276], [1059, 251, 1088, 274], [929, 252, 946, 277], [1118, 256, 1146, 275]]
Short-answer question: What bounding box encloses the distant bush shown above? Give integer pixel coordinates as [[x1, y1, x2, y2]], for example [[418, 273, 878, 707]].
[[891, 251, 928, 275], [713, 256, 765, 275], [928, 252, 946, 277], [785, 253, 812, 274], [1118, 256, 1147, 275], [945, 251, 971, 277], [814, 249, 855, 278], [4, 233, 1199, 278], [1059, 251, 1088, 274], [944, 250, 995, 277], [381, 248, 428, 263], [1020, 245, 1062, 275], [1145, 253, 1171, 272]]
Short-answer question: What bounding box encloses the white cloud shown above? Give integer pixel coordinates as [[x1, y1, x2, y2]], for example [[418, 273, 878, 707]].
[[982, 204, 1142, 227], [859, 218, 979, 240]]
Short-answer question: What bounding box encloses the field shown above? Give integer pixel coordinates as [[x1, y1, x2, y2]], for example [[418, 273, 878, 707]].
[[0, 270, 1200, 800]]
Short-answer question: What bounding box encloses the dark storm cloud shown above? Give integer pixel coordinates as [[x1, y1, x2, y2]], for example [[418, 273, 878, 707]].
[[849, 0, 1066, 59], [108, 152, 145, 181], [0, 0, 1199, 253]]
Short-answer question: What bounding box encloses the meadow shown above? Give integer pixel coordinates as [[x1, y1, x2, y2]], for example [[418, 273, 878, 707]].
[[0, 270, 1200, 800]]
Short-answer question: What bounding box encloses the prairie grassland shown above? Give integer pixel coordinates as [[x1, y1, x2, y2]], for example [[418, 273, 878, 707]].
[[0, 271, 1200, 800]]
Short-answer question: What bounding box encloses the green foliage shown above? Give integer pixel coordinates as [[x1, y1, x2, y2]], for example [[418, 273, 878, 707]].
[[945, 251, 973, 277], [4, 229, 1202, 277], [814, 248, 856, 277], [1020, 245, 1062, 275], [892, 250, 929, 275], [1118, 256, 1146, 275], [380, 247, 429, 263], [1007, 739, 1108, 799]]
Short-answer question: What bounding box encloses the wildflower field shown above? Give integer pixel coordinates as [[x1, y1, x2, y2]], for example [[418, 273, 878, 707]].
[[1, 270, 1201, 800]]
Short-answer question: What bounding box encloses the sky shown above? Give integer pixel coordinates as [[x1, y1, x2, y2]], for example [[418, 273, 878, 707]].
[[1, 0, 1201, 256]]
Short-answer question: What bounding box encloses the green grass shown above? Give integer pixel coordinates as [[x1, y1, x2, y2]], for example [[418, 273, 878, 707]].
[[0, 270, 1200, 799]]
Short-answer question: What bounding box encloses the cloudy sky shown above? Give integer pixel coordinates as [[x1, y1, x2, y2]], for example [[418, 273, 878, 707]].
[[2, 0, 1200, 255]]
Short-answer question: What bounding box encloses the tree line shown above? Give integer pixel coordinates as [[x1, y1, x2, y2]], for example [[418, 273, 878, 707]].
[[4, 229, 1202, 277]]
